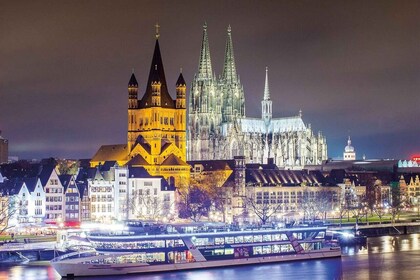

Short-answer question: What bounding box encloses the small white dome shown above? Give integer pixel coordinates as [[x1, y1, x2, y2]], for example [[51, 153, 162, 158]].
[[344, 136, 355, 152]]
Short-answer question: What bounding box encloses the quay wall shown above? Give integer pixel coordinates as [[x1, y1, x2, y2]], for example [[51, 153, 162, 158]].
[[328, 222, 420, 237]]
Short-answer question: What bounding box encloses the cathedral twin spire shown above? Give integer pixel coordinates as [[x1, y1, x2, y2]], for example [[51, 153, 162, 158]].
[[189, 24, 328, 166], [197, 23, 239, 85], [197, 23, 213, 81], [193, 23, 275, 125], [221, 25, 238, 85]]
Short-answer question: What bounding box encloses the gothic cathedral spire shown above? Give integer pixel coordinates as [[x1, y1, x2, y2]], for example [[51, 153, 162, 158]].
[[221, 25, 238, 84], [220, 25, 245, 123], [188, 23, 222, 161], [198, 22, 213, 80]]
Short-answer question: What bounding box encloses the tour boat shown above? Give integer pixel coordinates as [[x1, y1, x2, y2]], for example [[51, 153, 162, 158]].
[[51, 223, 341, 277]]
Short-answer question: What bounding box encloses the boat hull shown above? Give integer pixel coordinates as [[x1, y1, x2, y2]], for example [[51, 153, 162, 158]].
[[52, 248, 341, 277]]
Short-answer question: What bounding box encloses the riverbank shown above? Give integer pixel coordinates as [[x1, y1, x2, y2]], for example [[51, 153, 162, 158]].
[[328, 221, 420, 237]]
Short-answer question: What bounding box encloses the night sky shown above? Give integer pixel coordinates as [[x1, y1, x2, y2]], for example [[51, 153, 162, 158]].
[[1, 1, 419, 161]]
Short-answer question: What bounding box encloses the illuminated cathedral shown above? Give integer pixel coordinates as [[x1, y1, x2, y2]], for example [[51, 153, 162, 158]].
[[188, 24, 328, 169]]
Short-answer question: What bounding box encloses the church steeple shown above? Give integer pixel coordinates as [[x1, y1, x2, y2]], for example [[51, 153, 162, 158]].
[[221, 25, 238, 84], [263, 67, 270, 101], [139, 36, 174, 108], [262, 67, 272, 125], [198, 22, 213, 80]]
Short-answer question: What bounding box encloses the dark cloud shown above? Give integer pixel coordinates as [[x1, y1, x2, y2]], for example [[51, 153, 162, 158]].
[[1, 0, 419, 160]]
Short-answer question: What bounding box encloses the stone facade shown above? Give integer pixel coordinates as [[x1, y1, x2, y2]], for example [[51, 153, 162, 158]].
[[91, 34, 190, 188], [188, 24, 327, 169]]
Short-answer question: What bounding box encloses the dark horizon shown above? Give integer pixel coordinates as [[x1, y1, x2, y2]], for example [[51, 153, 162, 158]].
[[1, 1, 419, 161]]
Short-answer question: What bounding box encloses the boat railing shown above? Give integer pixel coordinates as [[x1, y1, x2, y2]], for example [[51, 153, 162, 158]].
[[51, 249, 98, 263]]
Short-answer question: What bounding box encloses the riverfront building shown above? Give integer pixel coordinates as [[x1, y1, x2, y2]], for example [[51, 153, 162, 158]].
[[189, 157, 338, 223]]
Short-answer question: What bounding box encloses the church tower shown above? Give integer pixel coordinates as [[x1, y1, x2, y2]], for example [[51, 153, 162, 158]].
[[175, 72, 187, 152], [261, 67, 272, 126], [220, 25, 245, 123], [188, 23, 221, 160], [127, 72, 138, 152], [124, 27, 189, 187]]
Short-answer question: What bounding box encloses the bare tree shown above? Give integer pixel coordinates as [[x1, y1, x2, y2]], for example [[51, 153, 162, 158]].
[[366, 178, 382, 214], [244, 189, 282, 225], [314, 189, 336, 221], [0, 195, 20, 234], [390, 182, 409, 223], [301, 191, 319, 222], [181, 172, 230, 222], [350, 204, 365, 225], [128, 190, 174, 221], [336, 192, 351, 226], [373, 204, 387, 224], [177, 186, 212, 222]]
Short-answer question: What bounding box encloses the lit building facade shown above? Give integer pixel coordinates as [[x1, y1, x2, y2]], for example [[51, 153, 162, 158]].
[[126, 167, 176, 221], [91, 31, 190, 188], [189, 157, 337, 223], [88, 167, 115, 222], [188, 24, 327, 169], [400, 175, 420, 204], [60, 175, 81, 225], [41, 166, 65, 223], [86, 164, 176, 222]]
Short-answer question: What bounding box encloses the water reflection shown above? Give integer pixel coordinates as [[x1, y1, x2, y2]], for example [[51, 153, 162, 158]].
[[341, 234, 420, 279], [341, 233, 420, 255], [1, 234, 420, 280]]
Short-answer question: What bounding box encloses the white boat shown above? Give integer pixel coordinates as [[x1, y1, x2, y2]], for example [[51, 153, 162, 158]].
[[51, 223, 341, 277]]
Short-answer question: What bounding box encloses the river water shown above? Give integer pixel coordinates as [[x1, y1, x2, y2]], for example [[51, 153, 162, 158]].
[[1, 234, 420, 280]]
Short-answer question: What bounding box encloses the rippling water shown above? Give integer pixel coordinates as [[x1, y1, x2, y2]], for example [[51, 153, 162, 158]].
[[1, 234, 420, 280]]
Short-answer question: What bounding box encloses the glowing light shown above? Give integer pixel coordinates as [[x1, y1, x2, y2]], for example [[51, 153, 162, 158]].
[[412, 156, 420, 162]]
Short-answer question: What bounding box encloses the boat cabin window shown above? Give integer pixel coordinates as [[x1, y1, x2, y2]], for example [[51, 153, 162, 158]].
[[263, 234, 272, 242], [215, 237, 225, 245], [234, 236, 244, 243], [244, 235, 253, 243], [253, 235, 262, 243], [225, 236, 234, 244], [166, 239, 184, 248], [192, 237, 213, 246]]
